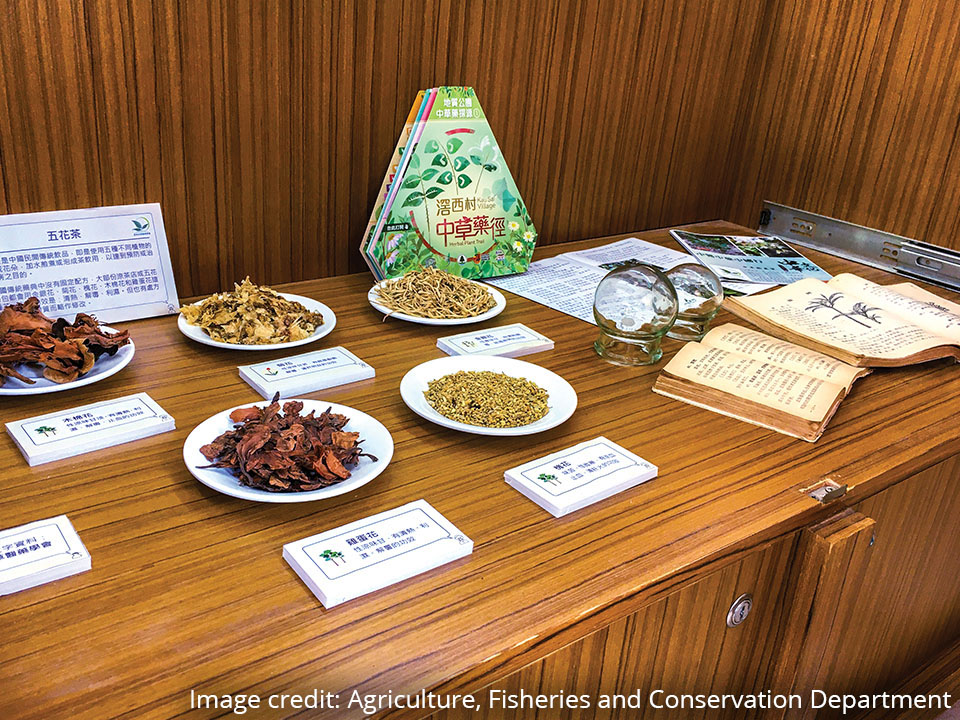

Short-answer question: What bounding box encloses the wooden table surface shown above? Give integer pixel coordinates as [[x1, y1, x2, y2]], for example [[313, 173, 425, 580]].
[[3, 221, 960, 720]]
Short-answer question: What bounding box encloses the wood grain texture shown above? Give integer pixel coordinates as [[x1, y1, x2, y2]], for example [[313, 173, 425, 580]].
[[2, 222, 960, 719], [768, 510, 877, 719], [0, 0, 770, 295], [726, 0, 960, 247], [430, 534, 799, 720]]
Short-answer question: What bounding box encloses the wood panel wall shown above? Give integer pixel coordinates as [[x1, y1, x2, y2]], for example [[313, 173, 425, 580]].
[[1, 0, 958, 297], [726, 0, 960, 246]]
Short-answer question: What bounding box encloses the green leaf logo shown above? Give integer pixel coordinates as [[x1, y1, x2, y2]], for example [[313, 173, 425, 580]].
[[446, 137, 463, 153], [425, 186, 444, 198], [437, 171, 453, 185], [401, 174, 421, 189], [420, 167, 440, 181], [431, 154, 448, 167], [424, 139, 439, 153], [456, 174, 472, 189], [401, 191, 425, 207], [453, 156, 469, 171]]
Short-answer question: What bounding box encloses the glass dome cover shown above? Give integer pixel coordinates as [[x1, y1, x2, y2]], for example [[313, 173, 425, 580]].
[[593, 263, 678, 365], [665, 263, 724, 341]]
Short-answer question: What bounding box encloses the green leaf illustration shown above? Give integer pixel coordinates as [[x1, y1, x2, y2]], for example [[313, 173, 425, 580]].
[[469, 154, 483, 166], [456, 173, 472, 189], [401, 191, 425, 208], [453, 156, 469, 171], [482, 163, 498, 172], [425, 186, 444, 198], [446, 137, 463, 153], [402, 174, 421, 189], [432, 154, 448, 167], [437, 171, 453, 185], [424, 139, 439, 153], [420, 167, 440, 181], [409, 152, 419, 168]]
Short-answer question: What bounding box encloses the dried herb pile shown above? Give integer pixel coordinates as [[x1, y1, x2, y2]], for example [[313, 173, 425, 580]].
[[199, 397, 377, 492], [0, 297, 130, 386], [374, 267, 496, 319], [181, 278, 324, 344], [424, 370, 549, 427]]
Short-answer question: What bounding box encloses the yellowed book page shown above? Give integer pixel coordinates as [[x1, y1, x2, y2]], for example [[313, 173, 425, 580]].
[[700, 323, 865, 389], [735, 278, 951, 360], [663, 343, 842, 422], [827, 273, 960, 343]]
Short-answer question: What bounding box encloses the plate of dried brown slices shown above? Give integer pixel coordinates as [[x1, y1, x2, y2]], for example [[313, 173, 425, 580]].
[[0, 297, 134, 395], [399, 355, 578, 436], [178, 278, 336, 350], [182, 396, 394, 502], [368, 267, 506, 325]]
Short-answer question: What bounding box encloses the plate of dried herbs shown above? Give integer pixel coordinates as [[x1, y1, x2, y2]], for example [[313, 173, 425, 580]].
[[399, 356, 578, 436], [368, 268, 506, 325], [178, 279, 336, 350], [183, 397, 393, 502], [0, 297, 135, 395]]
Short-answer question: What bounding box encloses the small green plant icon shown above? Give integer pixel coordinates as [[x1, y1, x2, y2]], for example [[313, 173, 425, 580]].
[[538, 473, 559, 486], [320, 549, 345, 566], [34, 425, 57, 438], [264, 367, 278, 376], [132, 217, 150, 232]]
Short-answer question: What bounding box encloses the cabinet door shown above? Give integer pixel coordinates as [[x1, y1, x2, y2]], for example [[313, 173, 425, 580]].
[[429, 533, 798, 720]]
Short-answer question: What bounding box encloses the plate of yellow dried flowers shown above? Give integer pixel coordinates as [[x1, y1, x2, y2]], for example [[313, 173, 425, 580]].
[[399, 356, 577, 436], [178, 278, 336, 350]]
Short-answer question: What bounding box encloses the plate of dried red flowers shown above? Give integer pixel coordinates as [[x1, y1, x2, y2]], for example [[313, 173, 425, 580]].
[[182, 396, 394, 503], [0, 297, 134, 395]]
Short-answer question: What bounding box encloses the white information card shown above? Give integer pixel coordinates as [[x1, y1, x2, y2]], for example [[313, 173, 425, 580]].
[[0, 515, 90, 596], [505, 437, 657, 517], [238, 346, 375, 400], [283, 499, 473, 608], [0, 203, 180, 322], [6, 393, 175, 466], [437, 323, 553, 358]]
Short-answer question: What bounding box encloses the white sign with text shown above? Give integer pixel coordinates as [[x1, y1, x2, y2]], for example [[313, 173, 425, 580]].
[[505, 437, 657, 517], [0, 515, 90, 596], [6, 393, 175, 466], [0, 203, 179, 322], [283, 499, 473, 608], [437, 323, 553, 358], [238, 346, 375, 400]]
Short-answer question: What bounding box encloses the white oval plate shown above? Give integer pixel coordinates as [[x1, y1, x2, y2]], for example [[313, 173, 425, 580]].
[[183, 399, 394, 503], [0, 331, 135, 396], [367, 280, 506, 325], [177, 293, 336, 350], [399, 356, 578, 436]]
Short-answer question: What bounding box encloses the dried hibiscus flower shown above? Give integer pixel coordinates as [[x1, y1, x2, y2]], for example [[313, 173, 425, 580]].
[[199, 395, 377, 492], [0, 297, 130, 386]]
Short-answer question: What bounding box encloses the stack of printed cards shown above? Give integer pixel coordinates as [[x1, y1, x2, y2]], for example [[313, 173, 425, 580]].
[[0, 516, 90, 596], [238, 347, 375, 399], [5, 393, 175, 466], [505, 437, 657, 517], [437, 323, 553, 358], [283, 499, 473, 608]]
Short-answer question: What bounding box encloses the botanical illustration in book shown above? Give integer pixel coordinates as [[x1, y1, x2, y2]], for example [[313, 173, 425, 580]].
[[361, 87, 536, 280], [726, 273, 960, 367]]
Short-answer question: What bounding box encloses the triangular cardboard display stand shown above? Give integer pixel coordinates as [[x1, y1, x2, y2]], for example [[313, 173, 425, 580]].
[[360, 87, 537, 280]]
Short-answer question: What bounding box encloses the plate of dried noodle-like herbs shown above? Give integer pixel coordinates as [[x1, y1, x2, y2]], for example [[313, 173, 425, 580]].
[[368, 268, 506, 325], [183, 397, 393, 502], [400, 356, 578, 436]]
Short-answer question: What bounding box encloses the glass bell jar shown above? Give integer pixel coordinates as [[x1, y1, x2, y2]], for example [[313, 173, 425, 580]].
[[664, 263, 724, 341], [593, 263, 678, 366]]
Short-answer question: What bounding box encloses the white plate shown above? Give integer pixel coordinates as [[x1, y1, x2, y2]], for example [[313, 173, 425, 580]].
[[0, 331, 135, 396], [367, 280, 506, 325], [183, 399, 394, 503], [177, 293, 336, 350], [399, 356, 577, 436]]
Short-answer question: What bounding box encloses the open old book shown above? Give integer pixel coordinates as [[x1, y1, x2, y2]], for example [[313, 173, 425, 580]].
[[726, 273, 960, 367], [653, 324, 870, 442]]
